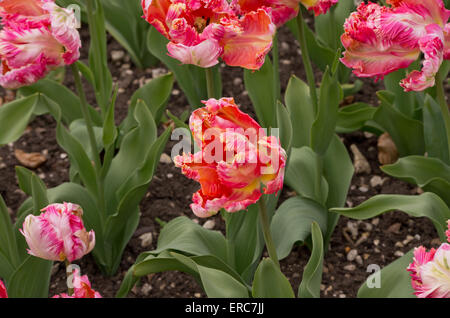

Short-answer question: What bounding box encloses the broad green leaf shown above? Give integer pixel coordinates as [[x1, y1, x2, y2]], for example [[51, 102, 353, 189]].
[[323, 135, 354, 246], [285, 76, 314, 148], [373, 91, 425, 157], [69, 119, 104, 160], [7, 256, 52, 298], [298, 222, 324, 298], [104, 129, 172, 275], [121, 73, 174, 135], [423, 95, 449, 164], [271, 197, 328, 260], [171, 253, 249, 298], [382, 156, 450, 206], [0, 196, 20, 280], [358, 250, 415, 298], [31, 173, 49, 212], [103, 88, 118, 148], [276, 101, 293, 155], [0, 94, 38, 145], [285, 147, 328, 204], [331, 192, 450, 241], [19, 80, 101, 125], [311, 69, 342, 155], [336, 103, 377, 134], [105, 100, 157, 211], [244, 58, 276, 128], [116, 252, 150, 298], [15, 166, 47, 197], [151, 216, 228, 263], [252, 258, 295, 298]]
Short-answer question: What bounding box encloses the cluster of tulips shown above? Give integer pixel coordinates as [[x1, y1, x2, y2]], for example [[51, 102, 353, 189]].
[[0, 0, 449, 299]]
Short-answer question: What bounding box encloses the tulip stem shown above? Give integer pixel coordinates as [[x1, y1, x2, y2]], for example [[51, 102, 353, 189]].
[[206, 67, 215, 99], [65, 260, 74, 297], [258, 196, 280, 268], [296, 10, 318, 112], [436, 72, 450, 159]]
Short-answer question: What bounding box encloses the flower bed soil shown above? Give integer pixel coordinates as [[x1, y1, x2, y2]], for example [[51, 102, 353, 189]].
[[0, 24, 445, 298]]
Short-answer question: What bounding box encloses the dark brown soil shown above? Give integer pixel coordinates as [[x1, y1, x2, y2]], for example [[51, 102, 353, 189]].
[[0, 21, 445, 299]]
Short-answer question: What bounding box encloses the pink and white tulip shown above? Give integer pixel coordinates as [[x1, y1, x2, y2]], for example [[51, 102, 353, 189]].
[[175, 98, 286, 218], [0, 280, 7, 298], [341, 0, 450, 92], [20, 203, 95, 263], [0, 0, 81, 89], [407, 243, 450, 298], [141, 0, 275, 70]]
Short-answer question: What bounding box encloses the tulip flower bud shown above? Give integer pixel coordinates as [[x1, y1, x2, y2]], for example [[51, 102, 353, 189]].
[[20, 203, 95, 263]]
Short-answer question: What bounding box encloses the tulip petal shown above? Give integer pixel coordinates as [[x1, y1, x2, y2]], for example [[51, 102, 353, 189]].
[[222, 9, 275, 70], [167, 39, 222, 67], [400, 24, 444, 91]]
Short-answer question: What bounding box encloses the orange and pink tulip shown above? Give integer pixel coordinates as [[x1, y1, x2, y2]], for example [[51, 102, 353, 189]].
[[141, 0, 276, 70], [174, 98, 286, 218]]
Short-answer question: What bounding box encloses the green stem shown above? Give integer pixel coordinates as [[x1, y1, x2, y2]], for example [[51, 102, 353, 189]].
[[258, 197, 280, 268], [205, 67, 215, 99], [70, 63, 106, 225], [436, 72, 450, 159], [296, 11, 318, 112], [65, 260, 74, 296]]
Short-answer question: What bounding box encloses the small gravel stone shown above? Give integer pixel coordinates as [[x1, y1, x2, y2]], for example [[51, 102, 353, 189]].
[[403, 235, 414, 245], [233, 78, 242, 86], [395, 241, 404, 248], [111, 50, 125, 61], [347, 249, 358, 262], [203, 220, 215, 230], [159, 153, 172, 164], [394, 251, 404, 257], [371, 218, 380, 226], [355, 255, 363, 265], [387, 222, 401, 234], [139, 232, 153, 248], [344, 264, 356, 271], [359, 185, 369, 193], [370, 175, 385, 187], [194, 293, 201, 298], [141, 283, 152, 296], [347, 221, 359, 239], [350, 144, 371, 174], [167, 173, 173, 179], [373, 239, 380, 246], [281, 42, 290, 51]]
